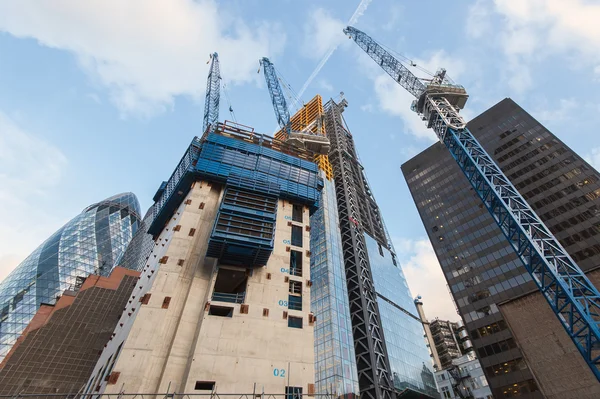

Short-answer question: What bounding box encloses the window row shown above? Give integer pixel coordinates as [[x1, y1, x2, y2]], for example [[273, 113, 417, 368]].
[[476, 337, 516, 359]]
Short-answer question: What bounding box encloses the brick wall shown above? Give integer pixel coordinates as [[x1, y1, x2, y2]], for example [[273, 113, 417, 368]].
[[499, 268, 600, 399]]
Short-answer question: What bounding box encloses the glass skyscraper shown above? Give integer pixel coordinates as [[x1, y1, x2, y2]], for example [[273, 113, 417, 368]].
[[311, 174, 360, 396], [322, 98, 438, 399], [0, 192, 142, 361]]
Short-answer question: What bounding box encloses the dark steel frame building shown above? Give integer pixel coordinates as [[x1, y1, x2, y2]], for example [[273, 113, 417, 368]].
[[325, 99, 437, 399]]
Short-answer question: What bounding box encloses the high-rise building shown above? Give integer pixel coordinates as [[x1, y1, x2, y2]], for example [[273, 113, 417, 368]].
[[0, 267, 140, 395], [85, 123, 321, 395], [415, 297, 475, 368], [428, 319, 469, 370], [402, 98, 600, 398], [0, 192, 142, 362], [324, 99, 437, 398]]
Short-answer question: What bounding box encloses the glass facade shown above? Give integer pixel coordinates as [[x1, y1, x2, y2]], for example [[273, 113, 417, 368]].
[[401, 98, 600, 398], [0, 193, 141, 361], [310, 175, 359, 396], [364, 233, 438, 397]]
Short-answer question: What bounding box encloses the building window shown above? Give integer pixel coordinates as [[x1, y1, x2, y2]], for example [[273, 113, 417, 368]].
[[286, 386, 302, 399], [291, 225, 303, 247], [289, 250, 302, 277], [477, 338, 517, 358], [497, 379, 538, 397], [208, 305, 233, 318], [288, 316, 303, 329], [485, 358, 527, 376], [440, 386, 451, 399], [211, 268, 247, 304], [289, 280, 302, 311], [195, 381, 216, 391], [292, 204, 303, 223]]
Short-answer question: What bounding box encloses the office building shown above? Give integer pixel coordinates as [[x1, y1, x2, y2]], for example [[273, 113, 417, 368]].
[[414, 297, 473, 371], [0, 267, 139, 395], [402, 98, 600, 398], [429, 319, 471, 370], [297, 96, 359, 397], [435, 353, 492, 399], [324, 99, 437, 398], [0, 192, 142, 362], [85, 122, 321, 395]]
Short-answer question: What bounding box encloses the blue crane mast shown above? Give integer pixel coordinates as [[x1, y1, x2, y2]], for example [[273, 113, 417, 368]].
[[203, 52, 221, 134], [259, 57, 291, 134], [259, 57, 330, 154], [344, 25, 600, 380]]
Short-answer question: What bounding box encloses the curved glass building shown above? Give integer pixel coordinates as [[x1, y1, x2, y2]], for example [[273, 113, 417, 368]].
[[0, 193, 142, 361]]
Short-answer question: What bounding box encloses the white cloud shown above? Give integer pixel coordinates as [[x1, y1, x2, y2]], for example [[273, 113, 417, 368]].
[[395, 237, 459, 321], [0, 0, 285, 117], [316, 79, 334, 92], [368, 50, 466, 141], [302, 8, 346, 60], [466, 0, 491, 39], [532, 98, 577, 123], [585, 147, 600, 172], [491, 0, 600, 91], [0, 111, 68, 281]]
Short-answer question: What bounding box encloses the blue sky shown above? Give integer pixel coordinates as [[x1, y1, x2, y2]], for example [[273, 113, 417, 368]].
[[1, 0, 599, 320]]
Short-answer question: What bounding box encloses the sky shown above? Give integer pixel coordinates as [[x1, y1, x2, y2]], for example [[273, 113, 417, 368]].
[[1, 0, 600, 322]]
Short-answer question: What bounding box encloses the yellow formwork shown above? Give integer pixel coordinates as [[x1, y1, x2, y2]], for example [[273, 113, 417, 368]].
[[276, 95, 333, 180]]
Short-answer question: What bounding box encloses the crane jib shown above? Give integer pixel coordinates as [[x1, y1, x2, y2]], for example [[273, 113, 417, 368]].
[[345, 24, 600, 381]]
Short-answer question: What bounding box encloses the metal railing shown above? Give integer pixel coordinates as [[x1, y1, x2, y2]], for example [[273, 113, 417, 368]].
[[0, 392, 346, 399], [289, 268, 302, 277], [211, 291, 246, 304]]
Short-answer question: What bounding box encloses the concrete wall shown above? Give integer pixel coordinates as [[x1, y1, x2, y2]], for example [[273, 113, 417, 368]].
[[499, 268, 600, 399], [95, 180, 314, 395]]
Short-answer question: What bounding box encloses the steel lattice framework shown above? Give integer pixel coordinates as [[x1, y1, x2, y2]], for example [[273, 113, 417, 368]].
[[203, 52, 221, 134], [260, 57, 291, 133], [324, 99, 395, 399], [344, 25, 600, 380]]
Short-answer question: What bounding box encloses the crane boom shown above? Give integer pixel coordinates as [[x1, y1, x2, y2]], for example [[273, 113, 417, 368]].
[[260, 57, 291, 133], [343, 26, 426, 98], [203, 52, 221, 134], [260, 57, 331, 154], [344, 25, 600, 380]]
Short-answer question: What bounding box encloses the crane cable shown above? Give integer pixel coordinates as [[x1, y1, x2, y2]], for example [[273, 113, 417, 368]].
[[273, 65, 304, 114], [222, 80, 237, 123]]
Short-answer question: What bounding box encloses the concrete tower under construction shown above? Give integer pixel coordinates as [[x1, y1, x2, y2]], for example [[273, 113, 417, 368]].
[[85, 123, 321, 395]]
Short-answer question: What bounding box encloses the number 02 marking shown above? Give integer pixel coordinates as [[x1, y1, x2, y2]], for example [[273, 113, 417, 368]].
[[273, 368, 286, 377]]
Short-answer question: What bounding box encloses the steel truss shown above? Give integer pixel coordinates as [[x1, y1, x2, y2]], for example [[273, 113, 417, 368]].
[[203, 52, 221, 134], [345, 25, 600, 380], [324, 100, 395, 399], [260, 57, 291, 135]]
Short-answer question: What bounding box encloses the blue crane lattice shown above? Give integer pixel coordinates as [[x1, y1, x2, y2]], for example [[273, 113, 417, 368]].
[[344, 25, 600, 380], [260, 57, 291, 135], [203, 52, 221, 134]]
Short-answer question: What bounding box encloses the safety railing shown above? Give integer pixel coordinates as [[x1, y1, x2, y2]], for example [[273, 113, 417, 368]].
[[0, 394, 347, 399], [211, 291, 246, 304]]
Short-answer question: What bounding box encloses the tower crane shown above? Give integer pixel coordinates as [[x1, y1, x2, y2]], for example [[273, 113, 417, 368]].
[[344, 26, 600, 380], [203, 52, 221, 134], [259, 57, 330, 154]]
